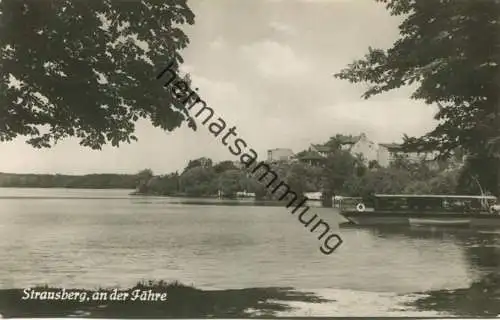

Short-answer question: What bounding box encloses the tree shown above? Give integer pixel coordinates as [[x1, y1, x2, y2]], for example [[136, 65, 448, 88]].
[[144, 172, 180, 196], [335, 0, 500, 195], [0, 0, 195, 149], [137, 168, 153, 180], [239, 174, 268, 200], [343, 167, 412, 198], [427, 170, 459, 194], [179, 166, 217, 197], [213, 160, 237, 174], [323, 150, 362, 193], [217, 169, 241, 198], [184, 158, 213, 172], [324, 134, 357, 150], [283, 163, 310, 197], [135, 168, 154, 193], [368, 160, 381, 170], [390, 155, 434, 181]]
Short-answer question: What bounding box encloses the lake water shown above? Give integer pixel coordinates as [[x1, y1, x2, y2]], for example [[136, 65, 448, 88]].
[[0, 188, 499, 317]]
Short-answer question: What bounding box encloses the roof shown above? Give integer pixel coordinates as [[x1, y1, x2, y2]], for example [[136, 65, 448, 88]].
[[374, 194, 497, 200], [311, 144, 333, 152], [267, 148, 293, 153], [379, 143, 403, 150], [337, 135, 361, 144], [297, 151, 326, 160]]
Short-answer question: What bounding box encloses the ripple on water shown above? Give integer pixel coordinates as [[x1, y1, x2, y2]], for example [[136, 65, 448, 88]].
[[1, 189, 499, 317], [273, 289, 451, 317]]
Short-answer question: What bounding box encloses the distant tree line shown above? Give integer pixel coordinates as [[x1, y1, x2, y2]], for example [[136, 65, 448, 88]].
[[134, 135, 477, 201], [0, 173, 139, 189], [132, 159, 271, 199], [1, 135, 483, 198], [1, 0, 497, 200]]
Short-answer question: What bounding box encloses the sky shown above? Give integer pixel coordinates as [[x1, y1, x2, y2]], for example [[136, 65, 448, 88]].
[[0, 0, 439, 175]]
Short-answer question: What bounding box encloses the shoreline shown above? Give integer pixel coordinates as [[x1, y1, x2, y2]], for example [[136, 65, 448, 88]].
[[0, 281, 329, 318], [0, 187, 326, 204], [1, 277, 499, 317], [0, 186, 134, 190]]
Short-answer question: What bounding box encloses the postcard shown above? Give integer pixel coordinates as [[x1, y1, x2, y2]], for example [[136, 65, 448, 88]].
[[0, 0, 499, 318]]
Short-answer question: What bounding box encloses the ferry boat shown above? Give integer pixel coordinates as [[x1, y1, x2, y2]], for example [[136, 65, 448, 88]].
[[339, 194, 500, 227]]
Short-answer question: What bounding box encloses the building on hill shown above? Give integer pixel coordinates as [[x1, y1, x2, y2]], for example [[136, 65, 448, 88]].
[[377, 143, 438, 167], [296, 133, 448, 169], [345, 133, 378, 164], [296, 150, 326, 166], [309, 144, 334, 158], [309, 133, 378, 165], [336, 135, 363, 151], [377, 143, 402, 167], [267, 148, 294, 162]]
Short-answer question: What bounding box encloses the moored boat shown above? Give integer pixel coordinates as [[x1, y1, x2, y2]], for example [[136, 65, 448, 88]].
[[339, 194, 500, 227]]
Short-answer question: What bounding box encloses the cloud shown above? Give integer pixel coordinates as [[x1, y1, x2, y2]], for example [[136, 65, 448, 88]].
[[240, 40, 311, 79], [208, 37, 226, 50], [0, 0, 436, 175], [187, 74, 270, 141], [312, 98, 438, 143], [269, 21, 296, 35]]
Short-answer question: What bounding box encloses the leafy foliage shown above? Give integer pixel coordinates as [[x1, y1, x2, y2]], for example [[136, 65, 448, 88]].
[[334, 0, 500, 195], [135, 141, 462, 201], [217, 169, 242, 198], [180, 166, 218, 197], [343, 158, 459, 198], [323, 150, 363, 194], [0, 134, 466, 198], [184, 157, 213, 172], [135, 168, 154, 193], [214, 161, 238, 174], [0, 0, 195, 149]]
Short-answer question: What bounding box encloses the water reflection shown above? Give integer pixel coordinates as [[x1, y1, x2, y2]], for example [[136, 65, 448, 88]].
[[344, 225, 500, 316], [1, 188, 499, 316]]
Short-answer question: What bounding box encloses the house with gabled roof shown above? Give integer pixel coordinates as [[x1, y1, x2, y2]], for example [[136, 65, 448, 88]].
[[346, 133, 378, 164], [377, 143, 438, 167], [296, 150, 326, 166], [309, 144, 333, 158], [267, 148, 294, 163], [301, 133, 378, 166], [336, 135, 364, 151]]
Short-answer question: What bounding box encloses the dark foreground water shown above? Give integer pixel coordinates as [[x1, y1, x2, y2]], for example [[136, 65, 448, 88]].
[[0, 188, 499, 317]]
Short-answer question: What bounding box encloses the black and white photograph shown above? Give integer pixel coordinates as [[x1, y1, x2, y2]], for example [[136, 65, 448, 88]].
[[0, 0, 499, 317]]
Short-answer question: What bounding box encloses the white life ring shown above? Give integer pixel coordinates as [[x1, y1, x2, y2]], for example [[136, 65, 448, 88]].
[[490, 205, 500, 214], [356, 203, 366, 212]]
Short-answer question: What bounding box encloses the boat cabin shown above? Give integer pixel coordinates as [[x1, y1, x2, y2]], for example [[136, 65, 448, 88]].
[[335, 196, 362, 209], [372, 194, 498, 213]]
